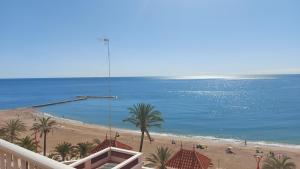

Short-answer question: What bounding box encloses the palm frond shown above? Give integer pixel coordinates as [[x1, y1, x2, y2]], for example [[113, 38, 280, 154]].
[[263, 155, 296, 169], [1, 119, 26, 143], [145, 146, 172, 169], [123, 103, 164, 152]]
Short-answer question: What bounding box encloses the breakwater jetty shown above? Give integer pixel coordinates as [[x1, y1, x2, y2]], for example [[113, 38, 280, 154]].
[[31, 96, 116, 108]]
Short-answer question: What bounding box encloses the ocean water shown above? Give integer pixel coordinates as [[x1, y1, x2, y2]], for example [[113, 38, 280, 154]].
[[0, 75, 300, 146]]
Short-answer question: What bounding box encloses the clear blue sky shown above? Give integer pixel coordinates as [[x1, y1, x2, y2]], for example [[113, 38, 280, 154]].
[[0, 0, 299, 78]]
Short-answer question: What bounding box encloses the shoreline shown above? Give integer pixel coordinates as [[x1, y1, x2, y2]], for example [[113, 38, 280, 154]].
[[1, 108, 300, 169], [41, 111, 300, 151]]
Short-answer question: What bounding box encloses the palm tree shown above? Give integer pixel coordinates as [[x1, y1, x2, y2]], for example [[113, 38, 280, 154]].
[[263, 155, 296, 169], [145, 146, 172, 169], [47, 152, 60, 161], [123, 103, 163, 152], [54, 142, 73, 161], [31, 117, 56, 156], [75, 142, 94, 158], [17, 136, 37, 151], [0, 128, 6, 139], [2, 119, 26, 143]]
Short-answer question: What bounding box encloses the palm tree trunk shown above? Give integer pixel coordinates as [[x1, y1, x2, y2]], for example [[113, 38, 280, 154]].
[[43, 134, 47, 156], [10, 132, 14, 143], [139, 130, 145, 152]]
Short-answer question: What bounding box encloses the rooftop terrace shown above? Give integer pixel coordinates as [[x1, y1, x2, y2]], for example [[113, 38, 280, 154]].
[[0, 139, 145, 169]]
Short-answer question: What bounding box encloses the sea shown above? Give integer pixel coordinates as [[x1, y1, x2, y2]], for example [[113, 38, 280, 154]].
[[0, 75, 299, 147]]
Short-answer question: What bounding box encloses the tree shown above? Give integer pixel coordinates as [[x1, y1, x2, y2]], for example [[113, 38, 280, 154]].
[[0, 128, 7, 139], [31, 117, 56, 156], [1, 119, 26, 143], [54, 142, 73, 161], [263, 155, 296, 169], [145, 146, 172, 169], [47, 152, 60, 161], [17, 136, 37, 151], [123, 103, 163, 152], [75, 142, 94, 158]]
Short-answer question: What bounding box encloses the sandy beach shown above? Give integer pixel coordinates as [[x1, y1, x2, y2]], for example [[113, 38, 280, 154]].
[[0, 108, 299, 169]]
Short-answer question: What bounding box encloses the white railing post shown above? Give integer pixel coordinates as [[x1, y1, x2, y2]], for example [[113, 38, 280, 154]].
[[13, 155, 19, 169], [0, 139, 74, 169], [7, 153, 12, 169], [20, 159, 26, 169], [0, 151, 5, 169]]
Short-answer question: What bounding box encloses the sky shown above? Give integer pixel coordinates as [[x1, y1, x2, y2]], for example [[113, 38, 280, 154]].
[[0, 0, 299, 78]]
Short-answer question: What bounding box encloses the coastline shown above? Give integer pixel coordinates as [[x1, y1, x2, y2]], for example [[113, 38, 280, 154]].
[[42, 111, 300, 150], [0, 108, 299, 169]]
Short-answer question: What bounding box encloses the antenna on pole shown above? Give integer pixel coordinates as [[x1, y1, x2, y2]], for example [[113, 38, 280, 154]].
[[99, 37, 112, 147]]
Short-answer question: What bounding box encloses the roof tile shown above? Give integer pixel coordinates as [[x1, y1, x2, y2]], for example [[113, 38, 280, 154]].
[[90, 139, 132, 154], [166, 148, 211, 169]]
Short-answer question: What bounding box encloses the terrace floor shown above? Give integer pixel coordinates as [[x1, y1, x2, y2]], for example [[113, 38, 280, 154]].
[[96, 162, 118, 169]]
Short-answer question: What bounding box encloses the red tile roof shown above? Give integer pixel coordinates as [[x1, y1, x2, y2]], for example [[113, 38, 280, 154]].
[[166, 148, 212, 169], [90, 139, 132, 154]]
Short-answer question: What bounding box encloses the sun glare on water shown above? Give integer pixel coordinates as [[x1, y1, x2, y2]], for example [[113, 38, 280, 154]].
[[166, 75, 274, 80]]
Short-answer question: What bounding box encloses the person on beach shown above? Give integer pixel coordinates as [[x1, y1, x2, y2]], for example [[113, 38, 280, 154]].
[[171, 139, 176, 145]]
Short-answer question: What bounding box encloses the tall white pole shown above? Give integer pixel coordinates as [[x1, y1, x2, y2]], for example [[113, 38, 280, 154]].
[[102, 38, 112, 146]]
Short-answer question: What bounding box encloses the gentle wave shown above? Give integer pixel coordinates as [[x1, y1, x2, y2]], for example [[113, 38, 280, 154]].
[[151, 132, 300, 149], [41, 112, 300, 150], [39, 112, 84, 125], [142, 131, 300, 149]]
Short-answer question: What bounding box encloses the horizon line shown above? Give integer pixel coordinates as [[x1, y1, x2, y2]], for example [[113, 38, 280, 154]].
[[0, 73, 300, 80]]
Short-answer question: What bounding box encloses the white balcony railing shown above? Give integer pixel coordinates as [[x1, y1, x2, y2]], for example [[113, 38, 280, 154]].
[[0, 139, 147, 169], [69, 147, 143, 169], [0, 139, 74, 169]]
